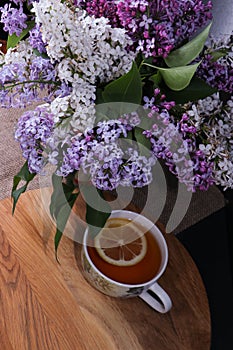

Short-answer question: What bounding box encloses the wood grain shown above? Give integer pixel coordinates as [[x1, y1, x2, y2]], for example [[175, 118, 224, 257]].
[[0, 188, 211, 349], [0, 40, 7, 54]]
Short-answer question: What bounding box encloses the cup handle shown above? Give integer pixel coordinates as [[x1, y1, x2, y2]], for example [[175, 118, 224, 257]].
[[139, 282, 172, 313]]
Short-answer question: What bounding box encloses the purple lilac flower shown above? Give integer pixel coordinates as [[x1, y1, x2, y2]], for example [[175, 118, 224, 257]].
[[58, 119, 154, 190], [29, 24, 47, 54], [119, 111, 141, 127], [76, 0, 120, 28], [83, 142, 122, 190], [9, 1, 28, 4], [0, 3, 27, 36], [0, 62, 26, 85], [0, 90, 9, 106], [95, 120, 131, 142], [29, 56, 56, 82], [197, 54, 233, 93], [79, 0, 212, 60], [179, 113, 197, 134], [191, 150, 215, 190], [0, 57, 58, 108], [121, 149, 155, 187], [27, 149, 44, 174], [143, 88, 216, 191], [59, 120, 129, 174], [118, 0, 212, 59], [65, 136, 95, 172], [87, 146, 124, 191], [28, 0, 39, 4], [15, 106, 54, 173], [54, 82, 72, 98]]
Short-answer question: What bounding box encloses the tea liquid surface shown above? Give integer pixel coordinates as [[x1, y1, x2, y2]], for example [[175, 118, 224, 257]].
[[87, 220, 161, 284]]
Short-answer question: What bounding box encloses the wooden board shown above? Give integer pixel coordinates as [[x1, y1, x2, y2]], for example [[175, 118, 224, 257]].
[[0, 40, 7, 54], [0, 188, 211, 349]]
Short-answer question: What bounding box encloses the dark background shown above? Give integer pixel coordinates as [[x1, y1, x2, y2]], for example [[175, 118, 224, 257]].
[[177, 1, 233, 349]]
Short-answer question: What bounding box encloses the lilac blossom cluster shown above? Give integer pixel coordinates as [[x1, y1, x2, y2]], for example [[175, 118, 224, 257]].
[[0, 42, 58, 108], [0, 0, 46, 53], [0, 2, 27, 36], [197, 35, 233, 94], [15, 90, 232, 193], [0, 0, 134, 132], [58, 120, 156, 190], [76, 0, 120, 28], [187, 94, 233, 189], [143, 89, 233, 191], [30, 0, 135, 132], [142, 89, 213, 191], [0, 0, 232, 196], [0, 1, 39, 37], [15, 105, 54, 173], [29, 24, 47, 53], [78, 0, 212, 59]]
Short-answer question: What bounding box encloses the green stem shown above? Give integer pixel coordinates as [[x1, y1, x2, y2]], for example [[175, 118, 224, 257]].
[[142, 62, 158, 70], [1, 79, 60, 90], [138, 59, 145, 72]]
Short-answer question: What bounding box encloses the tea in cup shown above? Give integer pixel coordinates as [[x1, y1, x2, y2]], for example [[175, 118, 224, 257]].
[[81, 210, 172, 313]]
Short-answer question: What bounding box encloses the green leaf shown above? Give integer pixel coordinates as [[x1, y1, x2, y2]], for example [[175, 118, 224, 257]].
[[7, 21, 35, 50], [156, 62, 201, 91], [95, 102, 139, 122], [133, 126, 151, 156], [33, 48, 49, 60], [165, 22, 212, 67], [11, 161, 36, 214], [210, 49, 228, 62], [81, 185, 111, 238], [160, 77, 217, 104], [50, 173, 77, 219], [95, 87, 105, 105], [102, 61, 142, 104], [86, 203, 111, 238], [54, 192, 78, 259], [149, 71, 162, 85], [50, 174, 64, 219], [49, 173, 79, 259]]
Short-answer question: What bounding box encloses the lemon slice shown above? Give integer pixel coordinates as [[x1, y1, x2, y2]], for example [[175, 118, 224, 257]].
[[94, 218, 147, 266]]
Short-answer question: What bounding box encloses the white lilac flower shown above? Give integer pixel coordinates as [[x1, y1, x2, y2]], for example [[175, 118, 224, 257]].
[[31, 0, 134, 134], [70, 80, 96, 107], [49, 96, 72, 124], [70, 104, 96, 132], [183, 94, 233, 190], [196, 93, 223, 115], [4, 40, 34, 65], [33, 0, 135, 84], [48, 81, 96, 133], [206, 104, 233, 189]]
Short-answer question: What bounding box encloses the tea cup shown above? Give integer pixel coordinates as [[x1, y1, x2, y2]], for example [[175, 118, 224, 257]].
[[81, 210, 172, 313]]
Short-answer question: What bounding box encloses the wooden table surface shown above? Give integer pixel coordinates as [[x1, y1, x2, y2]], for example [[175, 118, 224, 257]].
[[0, 40, 7, 54], [0, 188, 211, 350]]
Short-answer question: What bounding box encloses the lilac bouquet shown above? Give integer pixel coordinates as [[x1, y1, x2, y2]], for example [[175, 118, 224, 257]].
[[0, 0, 232, 253]]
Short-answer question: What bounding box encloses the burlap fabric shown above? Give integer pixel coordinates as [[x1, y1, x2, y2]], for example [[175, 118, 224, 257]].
[[0, 106, 226, 234], [0, 106, 40, 200]]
